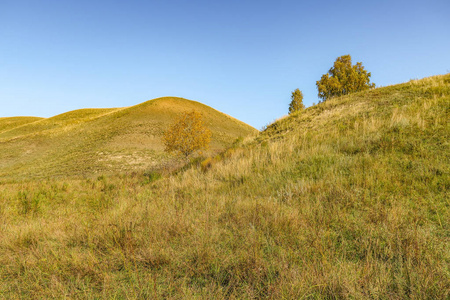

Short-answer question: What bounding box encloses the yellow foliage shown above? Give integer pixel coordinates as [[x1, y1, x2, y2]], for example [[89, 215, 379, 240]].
[[162, 111, 212, 157], [316, 54, 375, 101]]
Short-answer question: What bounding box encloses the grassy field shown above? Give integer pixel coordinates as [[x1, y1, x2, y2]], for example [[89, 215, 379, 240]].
[[0, 75, 449, 298], [0, 97, 257, 180]]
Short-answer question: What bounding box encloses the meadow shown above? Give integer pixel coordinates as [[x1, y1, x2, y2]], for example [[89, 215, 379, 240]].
[[0, 75, 449, 299]]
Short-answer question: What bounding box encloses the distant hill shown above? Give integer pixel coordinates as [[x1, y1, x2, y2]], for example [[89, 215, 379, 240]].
[[0, 116, 44, 133], [0, 97, 257, 179]]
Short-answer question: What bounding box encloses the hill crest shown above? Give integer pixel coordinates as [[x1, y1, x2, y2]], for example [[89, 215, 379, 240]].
[[0, 97, 257, 179]]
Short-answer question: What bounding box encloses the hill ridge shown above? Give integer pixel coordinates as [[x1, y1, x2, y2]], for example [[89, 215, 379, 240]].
[[0, 97, 257, 179]]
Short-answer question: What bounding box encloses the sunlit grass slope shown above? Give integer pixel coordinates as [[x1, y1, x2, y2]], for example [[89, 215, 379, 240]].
[[0, 116, 43, 133], [0, 75, 448, 298], [0, 97, 257, 180]]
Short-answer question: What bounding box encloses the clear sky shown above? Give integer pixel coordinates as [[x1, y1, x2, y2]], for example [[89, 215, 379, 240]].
[[1, 0, 449, 129]]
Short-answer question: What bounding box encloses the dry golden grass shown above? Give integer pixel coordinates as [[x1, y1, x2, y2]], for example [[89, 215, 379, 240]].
[[0, 97, 257, 181], [0, 74, 449, 298], [0, 117, 44, 134]]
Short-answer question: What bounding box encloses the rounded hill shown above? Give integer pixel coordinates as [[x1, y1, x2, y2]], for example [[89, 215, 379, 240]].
[[0, 97, 257, 179]]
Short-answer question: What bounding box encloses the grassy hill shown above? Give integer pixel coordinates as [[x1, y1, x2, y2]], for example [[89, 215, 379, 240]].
[[0, 116, 44, 133], [0, 75, 448, 298], [0, 97, 257, 180]]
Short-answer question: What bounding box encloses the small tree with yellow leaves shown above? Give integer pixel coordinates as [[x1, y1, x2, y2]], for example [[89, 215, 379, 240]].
[[316, 54, 375, 101], [289, 88, 305, 114], [162, 111, 212, 157]]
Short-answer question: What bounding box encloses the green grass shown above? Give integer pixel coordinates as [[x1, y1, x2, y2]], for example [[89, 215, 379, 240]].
[[0, 97, 257, 180], [0, 75, 449, 298]]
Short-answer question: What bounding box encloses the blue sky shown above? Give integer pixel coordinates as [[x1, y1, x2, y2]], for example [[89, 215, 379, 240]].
[[1, 0, 449, 129]]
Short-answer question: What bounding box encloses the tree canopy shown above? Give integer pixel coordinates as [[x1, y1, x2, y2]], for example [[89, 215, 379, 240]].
[[316, 55, 375, 101], [289, 89, 305, 114], [162, 111, 211, 157]]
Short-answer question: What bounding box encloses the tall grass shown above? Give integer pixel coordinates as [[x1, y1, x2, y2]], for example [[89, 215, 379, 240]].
[[0, 74, 449, 298]]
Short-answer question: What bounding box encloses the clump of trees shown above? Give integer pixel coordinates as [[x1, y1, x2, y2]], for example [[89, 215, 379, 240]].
[[316, 54, 375, 101], [289, 88, 305, 114], [162, 111, 211, 157]]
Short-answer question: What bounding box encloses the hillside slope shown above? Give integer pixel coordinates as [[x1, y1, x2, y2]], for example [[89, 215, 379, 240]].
[[0, 116, 44, 133], [0, 75, 448, 298], [0, 97, 257, 180]]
